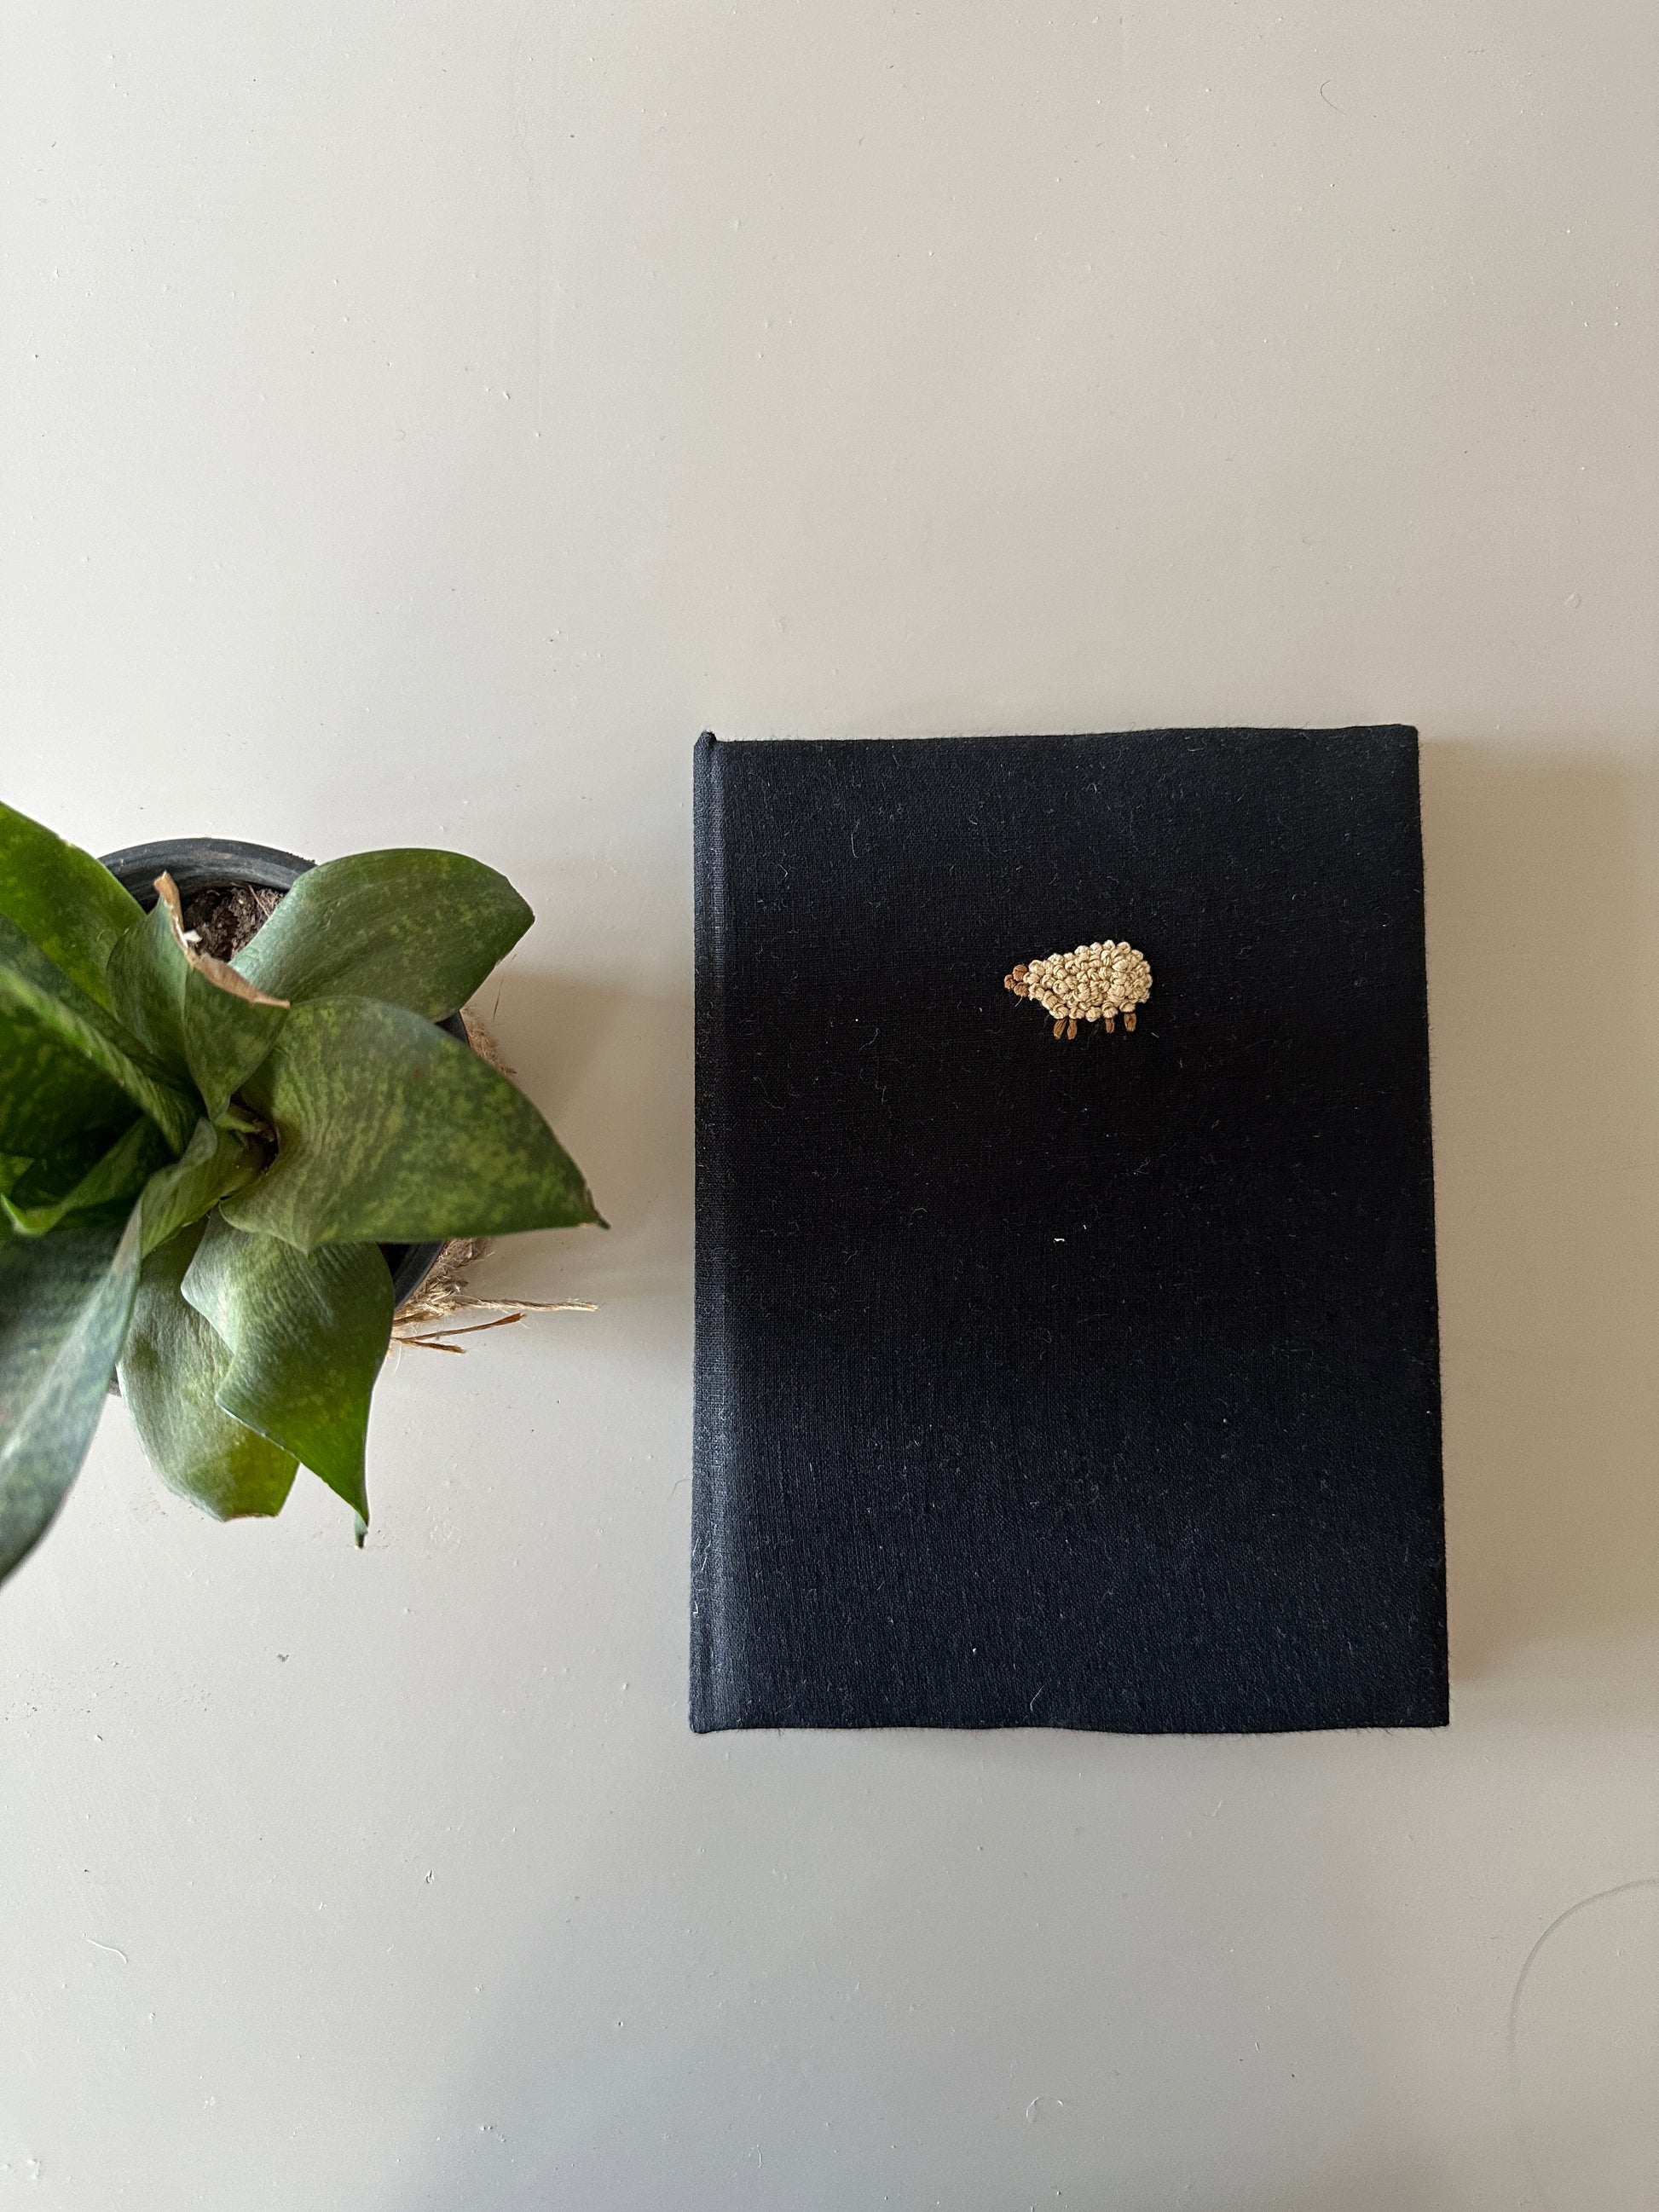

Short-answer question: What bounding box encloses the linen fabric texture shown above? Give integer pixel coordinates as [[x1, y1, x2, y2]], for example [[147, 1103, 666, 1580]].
[[691, 728, 1447, 1735]]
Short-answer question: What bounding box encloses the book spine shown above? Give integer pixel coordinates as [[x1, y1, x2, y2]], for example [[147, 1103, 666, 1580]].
[[690, 733, 734, 1730]]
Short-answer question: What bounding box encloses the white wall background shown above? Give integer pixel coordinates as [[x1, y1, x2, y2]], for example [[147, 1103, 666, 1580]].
[[3, 5, 1656, 2207]]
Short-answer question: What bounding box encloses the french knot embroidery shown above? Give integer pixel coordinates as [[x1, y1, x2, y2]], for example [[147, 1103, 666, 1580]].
[[1003, 940, 1152, 1040]]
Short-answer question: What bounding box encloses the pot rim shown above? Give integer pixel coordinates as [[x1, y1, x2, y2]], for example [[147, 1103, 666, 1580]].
[[97, 836, 321, 900]]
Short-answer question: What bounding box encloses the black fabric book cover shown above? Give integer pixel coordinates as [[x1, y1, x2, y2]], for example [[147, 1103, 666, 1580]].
[[691, 728, 1446, 1735]]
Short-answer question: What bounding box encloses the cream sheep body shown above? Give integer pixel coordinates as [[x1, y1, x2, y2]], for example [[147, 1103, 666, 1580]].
[[1003, 940, 1152, 1040]]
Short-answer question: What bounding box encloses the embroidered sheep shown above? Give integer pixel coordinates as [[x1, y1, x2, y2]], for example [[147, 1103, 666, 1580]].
[[1003, 940, 1152, 1039]]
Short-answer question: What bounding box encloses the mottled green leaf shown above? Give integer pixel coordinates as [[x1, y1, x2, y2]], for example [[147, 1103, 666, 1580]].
[[232, 849, 532, 1021], [117, 1220, 297, 1521], [104, 892, 190, 1082], [0, 1206, 142, 1581], [221, 996, 602, 1248], [3, 1116, 169, 1236], [0, 972, 135, 1162], [181, 1214, 392, 1520], [107, 875, 288, 1123], [0, 798, 143, 1010], [3, 1123, 113, 1210], [0, 915, 197, 1155], [182, 973, 287, 1127], [138, 1118, 266, 1256]]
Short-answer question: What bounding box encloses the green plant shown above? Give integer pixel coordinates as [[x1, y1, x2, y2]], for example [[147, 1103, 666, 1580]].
[[0, 801, 602, 1584]]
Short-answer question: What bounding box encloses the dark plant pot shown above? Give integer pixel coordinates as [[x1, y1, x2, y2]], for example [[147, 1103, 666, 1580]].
[[99, 837, 461, 1307]]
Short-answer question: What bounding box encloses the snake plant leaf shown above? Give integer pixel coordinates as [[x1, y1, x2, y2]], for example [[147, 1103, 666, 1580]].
[[221, 997, 602, 1247], [117, 1220, 298, 1521], [0, 1124, 114, 1219], [3, 1116, 170, 1237], [0, 949, 135, 1161], [0, 1205, 142, 1582], [181, 1214, 392, 1521], [231, 850, 533, 1021], [107, 876, 289, 1123], [0, 915, 197, 1156], [138, 1118, 266, 1256], [0, 798, 143, 1010], [104, 892, 189, 1083]]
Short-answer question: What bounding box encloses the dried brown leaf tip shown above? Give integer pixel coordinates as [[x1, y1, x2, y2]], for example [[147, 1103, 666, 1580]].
[[1003, 940, 1152, 1040], [154, 873, 290, 1008]]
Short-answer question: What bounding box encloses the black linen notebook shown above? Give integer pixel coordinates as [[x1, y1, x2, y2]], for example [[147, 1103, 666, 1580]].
[[691, 728, 1446, 1735]]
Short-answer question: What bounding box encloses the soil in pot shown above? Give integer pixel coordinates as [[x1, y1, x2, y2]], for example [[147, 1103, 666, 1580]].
[[178, 882, 282, 961]]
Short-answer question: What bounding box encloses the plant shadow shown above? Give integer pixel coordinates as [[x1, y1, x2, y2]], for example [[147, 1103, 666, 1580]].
[[460, 967, 693, 1309], [1420, 742, 1659, 1696]]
